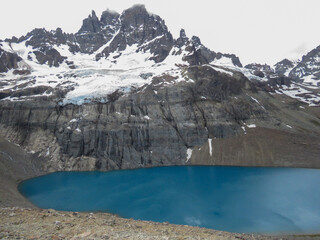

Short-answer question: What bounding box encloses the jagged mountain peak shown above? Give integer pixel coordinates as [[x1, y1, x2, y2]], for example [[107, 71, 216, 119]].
[[274, 58, 296, 76], [77, 10, 102, 34], [91, 10, 98, 18], [94, 5, 174, 63], [120, 4, 163, 27], [179, 29, 187, 38], [1, 4, 294, 106], [277, 58, 295, 66], [122, 4, 149, 15], [190, 36, 202, 48], [120, 4, 168, 35], [0, 5, 244, 69], [284, 44, 320, 85], [100, 9, 120, 25], [175, 29, 189, 48], [102, 8, 119, 15]]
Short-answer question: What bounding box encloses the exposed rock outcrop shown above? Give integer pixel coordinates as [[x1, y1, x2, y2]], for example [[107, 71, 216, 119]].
[[274, 59, 295, 76], [34, 47, 66, 67], [0, 65, 319, 173], [245, 63, 274, 78], [289, 45, 320, 81], [76, 10, 121, 54], [0, 45, 22, 73], [96, 5, 174, 63]]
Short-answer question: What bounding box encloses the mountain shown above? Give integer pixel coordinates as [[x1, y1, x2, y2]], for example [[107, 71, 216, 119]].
[[273, 46, 320, 87], [274, 59, 297, 76], [0, 5, 319, 173], [0, 42, 23, 73], [288, 46, 320, 86], [244, 44, 320, 107]]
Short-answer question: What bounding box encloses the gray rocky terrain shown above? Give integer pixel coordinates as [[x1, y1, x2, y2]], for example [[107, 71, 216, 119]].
[[0, 64, 319, 172]]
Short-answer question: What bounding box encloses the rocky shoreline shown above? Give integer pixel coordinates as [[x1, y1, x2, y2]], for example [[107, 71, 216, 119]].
[[2, 207, 320, 240]]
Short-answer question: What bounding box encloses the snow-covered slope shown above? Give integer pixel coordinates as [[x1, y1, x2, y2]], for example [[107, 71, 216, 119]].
[[288, 45, 320, 86], [0, 5, 243, 105], [274, 59, 299, 77], [0, 4, 319, 107]]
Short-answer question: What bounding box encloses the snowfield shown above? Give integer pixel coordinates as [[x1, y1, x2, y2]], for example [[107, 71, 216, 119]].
[[1, 40, 193, 105], [1, 38, 319, 107]]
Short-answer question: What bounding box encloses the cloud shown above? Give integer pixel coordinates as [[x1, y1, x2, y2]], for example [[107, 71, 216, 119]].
[[288, 43, 308, 55]]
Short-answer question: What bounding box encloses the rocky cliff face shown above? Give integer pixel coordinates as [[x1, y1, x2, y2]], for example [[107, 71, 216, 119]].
[[1, 64, 320, 172], [0, 5, 320, 173], [274, 59, 296, 76], [0, 43, 22, 73], [76, 10, 121, 54]]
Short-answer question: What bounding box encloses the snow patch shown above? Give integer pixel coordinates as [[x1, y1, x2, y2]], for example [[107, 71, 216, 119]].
[[211, 56, 234, 66], [208, 138, 212, 156], [46, 148, 50, 156], [69, 118, 78, 123], [0, 42, 15, 53], [247, 94, 266, 110], [276, 83, 320, 107], [186, 148, 193, 162], [95, 29, 121, 55], [205, 64, 233, 76]]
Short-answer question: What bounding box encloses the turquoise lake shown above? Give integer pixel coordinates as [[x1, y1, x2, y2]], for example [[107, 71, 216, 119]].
[[18, 166, 320, 234]]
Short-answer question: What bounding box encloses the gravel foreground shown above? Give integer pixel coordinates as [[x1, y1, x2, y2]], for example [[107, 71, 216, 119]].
[[1, 207, 320, 240]]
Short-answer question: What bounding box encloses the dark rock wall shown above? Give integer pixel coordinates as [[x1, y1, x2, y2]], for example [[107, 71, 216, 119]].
[[1, 66, 319, 172], [0, 47, 22, 73]]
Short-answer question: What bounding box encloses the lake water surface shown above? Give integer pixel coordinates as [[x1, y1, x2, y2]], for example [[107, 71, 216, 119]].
[[19, 166, 320, 234]]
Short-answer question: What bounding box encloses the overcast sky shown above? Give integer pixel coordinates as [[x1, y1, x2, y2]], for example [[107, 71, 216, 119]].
[[1, 0, 319, 65]]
